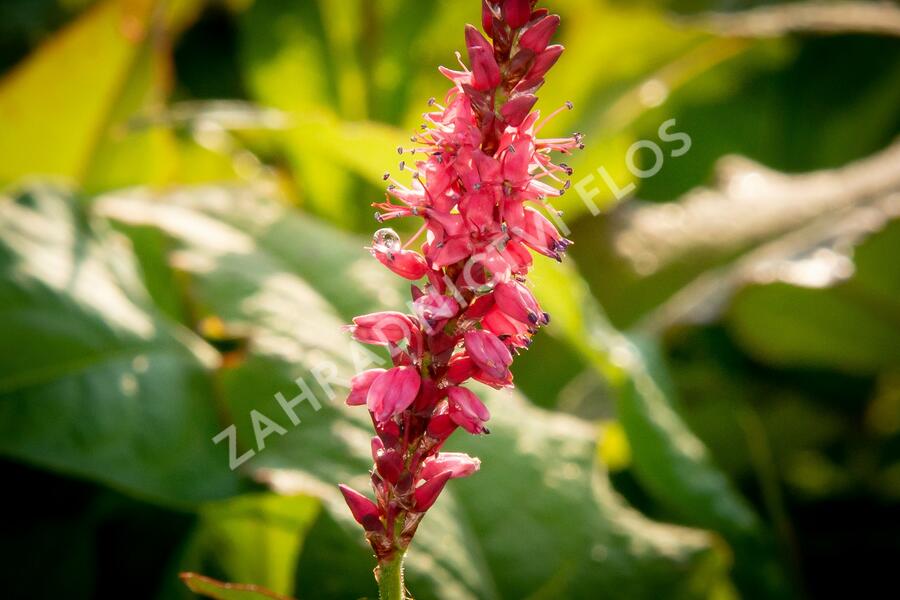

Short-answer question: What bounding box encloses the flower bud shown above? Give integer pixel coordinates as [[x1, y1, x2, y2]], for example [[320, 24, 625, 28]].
[[348, 311, 418, 346], [444, 354, 475, 384], [501, 94, 538, 127], [419, 452, 481, 481], [482, 0, 496, 37], [447, 386, 491, 434], [367, 366, 421, 423], [482, 305, 531, 347], [413, 289, 460, 334], [526, 44, 563, 81], [426, 403, 458, 441], [463, 330, 512, 379], [493, 280, 544, 325], [465, 25, 501, 91], [413, 470, 453, 512], [374, 447, 404, 485], [372, 245, 429, 280], [518, 14, 559, 53], [338, 484, 383, 532], [502, 0, 531, 28]]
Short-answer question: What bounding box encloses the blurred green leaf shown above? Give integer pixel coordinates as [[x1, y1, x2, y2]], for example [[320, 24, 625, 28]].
[[728, 276, 900, 374], [180, 494, 320, 596], [531, 258, 790, 596], [0, 0, 156, 183], [573, 35, 900, 329], [0, 184, 242, 506]]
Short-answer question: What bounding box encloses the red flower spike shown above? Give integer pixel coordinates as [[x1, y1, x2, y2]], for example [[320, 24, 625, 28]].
[[340, 1, 580, 581]]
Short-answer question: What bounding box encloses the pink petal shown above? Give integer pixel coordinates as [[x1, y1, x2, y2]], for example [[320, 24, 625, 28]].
[[367, 366, 421, 422], [346, 368, 386, 406]]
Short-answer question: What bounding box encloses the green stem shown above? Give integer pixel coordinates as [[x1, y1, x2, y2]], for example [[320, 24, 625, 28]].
[[377, 551, 406, 600]]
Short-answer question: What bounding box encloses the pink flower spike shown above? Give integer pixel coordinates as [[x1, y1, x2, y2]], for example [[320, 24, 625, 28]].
[[338, 484, 383, 532], [348, 311, 417, 346], [338, 0, 581, 580], [367, 366, 421, 423], [464, 330, 512, 379], [465, 25, 501, 91], [502, 0, 531, 28], [447, 386, 492, 434], [419, 452, 481, 481], [413, 470, 453, 512], [518, 14, 560, 53], [347, 368, 387, 406]]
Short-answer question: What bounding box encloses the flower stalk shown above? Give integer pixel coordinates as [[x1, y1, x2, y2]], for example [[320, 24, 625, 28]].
[[376, 551, 406, 600], [339, 1, 580, 595]]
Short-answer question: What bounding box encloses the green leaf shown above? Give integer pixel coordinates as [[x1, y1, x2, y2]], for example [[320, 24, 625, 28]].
[[180, 494, 321, 596], [0, 0, 156, 183], [728, 278, 900, 374], [531, 259, 791, 597], [0, 184, 241, 506], [180, 573, 293, 600], [99, 185, 731, 599]]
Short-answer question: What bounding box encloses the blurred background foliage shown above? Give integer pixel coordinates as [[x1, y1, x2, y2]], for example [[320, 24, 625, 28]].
[[0, 0, 898, 598]]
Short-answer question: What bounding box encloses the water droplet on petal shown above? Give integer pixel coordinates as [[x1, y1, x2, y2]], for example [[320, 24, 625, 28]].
[[373, 228, 401, 252]]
